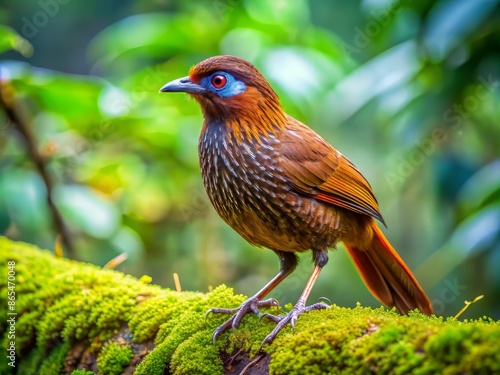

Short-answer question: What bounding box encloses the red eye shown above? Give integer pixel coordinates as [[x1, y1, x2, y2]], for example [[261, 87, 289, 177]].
[[211, 74, 227, 89]]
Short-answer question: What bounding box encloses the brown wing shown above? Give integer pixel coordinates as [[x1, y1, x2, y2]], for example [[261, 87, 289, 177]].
[[279, 117, 384, 224]]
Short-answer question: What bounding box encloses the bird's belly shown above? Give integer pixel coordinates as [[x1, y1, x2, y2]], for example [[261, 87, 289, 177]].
[[205, 175, 342, 252], [235, 202, 341, 252]]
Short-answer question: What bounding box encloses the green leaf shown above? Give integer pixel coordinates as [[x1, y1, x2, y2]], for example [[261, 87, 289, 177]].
[[0, 25, 34, 56]]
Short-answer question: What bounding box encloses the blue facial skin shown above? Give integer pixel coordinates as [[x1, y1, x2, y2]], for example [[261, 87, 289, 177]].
[[200, 71, 247, 98]]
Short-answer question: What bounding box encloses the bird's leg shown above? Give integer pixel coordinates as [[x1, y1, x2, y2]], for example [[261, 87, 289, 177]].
[[260, 250, 329, 348], [207, 251, 298, 343]]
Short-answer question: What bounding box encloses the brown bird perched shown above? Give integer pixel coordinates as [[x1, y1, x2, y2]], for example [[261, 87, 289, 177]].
[[160, 55, 433, 346]]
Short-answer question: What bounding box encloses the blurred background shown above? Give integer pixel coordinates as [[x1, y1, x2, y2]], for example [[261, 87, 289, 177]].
[[1, 0, 499, 319]]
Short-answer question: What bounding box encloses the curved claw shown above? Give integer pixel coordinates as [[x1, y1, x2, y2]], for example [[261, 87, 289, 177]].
[[207, 297, 281, 344], [304, 301, 330, 312], [259, 301, 330, 350], [318, 296, 332, 305], [211, 315, 236, 345], [205, 308, 214, 320], [258, 297, 280, 309]]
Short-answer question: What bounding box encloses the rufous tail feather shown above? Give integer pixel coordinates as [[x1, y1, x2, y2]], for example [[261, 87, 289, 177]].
[[344, 220, 433, 315]]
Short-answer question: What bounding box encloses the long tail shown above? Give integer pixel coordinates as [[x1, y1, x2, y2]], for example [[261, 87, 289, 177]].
[[344, 220, 433, 315]]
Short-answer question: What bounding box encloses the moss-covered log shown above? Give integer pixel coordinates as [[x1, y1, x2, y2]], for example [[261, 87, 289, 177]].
[[1, 236, 499, 375]]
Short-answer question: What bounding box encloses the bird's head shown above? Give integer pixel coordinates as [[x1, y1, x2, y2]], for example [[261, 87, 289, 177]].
[[160, 56, 287, 140]]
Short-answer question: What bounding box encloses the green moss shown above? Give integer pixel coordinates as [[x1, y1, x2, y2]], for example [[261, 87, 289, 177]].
[[35, 265, 162, 347], [17, 346, 46, 375], [1, 236, 500, 374], [423, 324, 500, 374], [97, 341, 134, 375], [39, 342, 71, 375], [269, 305, 500, 375], [134, 285, 241, 375], [71, 370, 95, 375], [15, 341, 70, 375], [129, 291, 200, 342], [170, 329, 224, 375]]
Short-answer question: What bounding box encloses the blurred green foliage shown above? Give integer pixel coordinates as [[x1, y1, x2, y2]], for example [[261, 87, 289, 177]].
[[1, 0, 499, 319]]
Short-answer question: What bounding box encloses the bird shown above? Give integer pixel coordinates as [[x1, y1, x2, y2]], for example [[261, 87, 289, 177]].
[[159, 55, 433, 347]]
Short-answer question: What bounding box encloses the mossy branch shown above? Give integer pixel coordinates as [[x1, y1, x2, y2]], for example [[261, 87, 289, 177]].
[[1, 236, 499, 375]]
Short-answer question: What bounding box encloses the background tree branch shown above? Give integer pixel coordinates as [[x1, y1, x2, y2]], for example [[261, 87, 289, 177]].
[[0, 80, 75, 258]]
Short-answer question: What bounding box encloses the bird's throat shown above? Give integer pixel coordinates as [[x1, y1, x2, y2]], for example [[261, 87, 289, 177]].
[[201, 109, 286, 146]]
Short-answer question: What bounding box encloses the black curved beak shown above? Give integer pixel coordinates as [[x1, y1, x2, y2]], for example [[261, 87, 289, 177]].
[[159, 76, 206, 94]]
